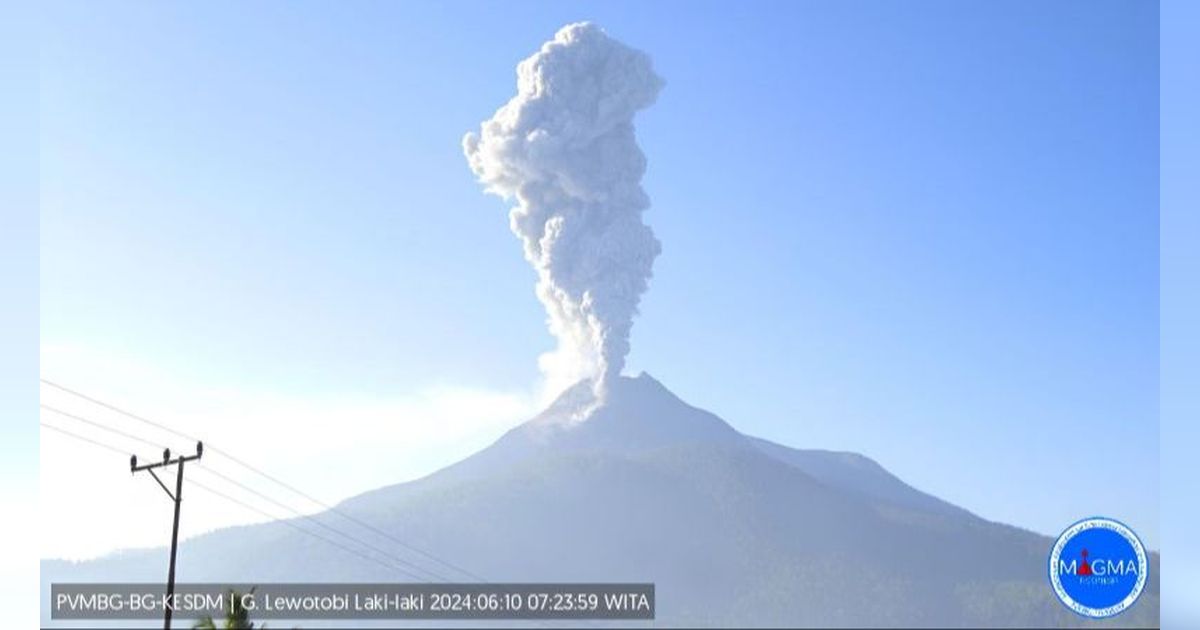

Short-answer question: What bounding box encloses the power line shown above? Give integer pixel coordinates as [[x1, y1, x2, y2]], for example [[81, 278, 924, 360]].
[[187, 477, 435, 582], [41, 379, 490, 582], [43, 403, 449, 582], [191, 465, 450, 582], [41, 404, 169, 453], [41, 421, 435, 583], [43, 414, 560, 630], [202, 449, 490, 582], [40, 422, 128, 456], [42, 380, 197, 442]]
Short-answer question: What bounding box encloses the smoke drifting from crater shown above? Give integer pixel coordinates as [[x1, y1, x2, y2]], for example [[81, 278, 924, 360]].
[[463, 23, 663, 400]]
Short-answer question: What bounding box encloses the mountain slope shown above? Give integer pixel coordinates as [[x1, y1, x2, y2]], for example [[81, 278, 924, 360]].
[[745, 435, 975, 520], [41, 374, 1159, 627]]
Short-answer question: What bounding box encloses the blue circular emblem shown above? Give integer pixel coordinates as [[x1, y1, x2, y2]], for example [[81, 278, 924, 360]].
[[1048, 517, 1147, 618]]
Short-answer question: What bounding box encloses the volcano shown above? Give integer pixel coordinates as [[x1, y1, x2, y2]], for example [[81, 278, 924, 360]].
[[41, 374, 1159, 627]]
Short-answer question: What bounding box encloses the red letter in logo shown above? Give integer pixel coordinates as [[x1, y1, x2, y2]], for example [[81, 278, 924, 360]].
[[1078, 549, 1093, 576]]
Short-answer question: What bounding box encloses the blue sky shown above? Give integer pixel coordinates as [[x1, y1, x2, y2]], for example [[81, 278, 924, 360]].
[[40, 0, 1158, 551]]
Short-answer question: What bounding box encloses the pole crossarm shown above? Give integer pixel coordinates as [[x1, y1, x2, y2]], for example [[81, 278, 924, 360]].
[[132, 444, 203, 473]]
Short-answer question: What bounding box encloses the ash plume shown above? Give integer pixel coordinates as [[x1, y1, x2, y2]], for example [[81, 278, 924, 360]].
[[463, 23, 663, 402]]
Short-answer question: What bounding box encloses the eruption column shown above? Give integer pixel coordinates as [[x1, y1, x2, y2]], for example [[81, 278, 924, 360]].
[[464, 23, 663, 401]]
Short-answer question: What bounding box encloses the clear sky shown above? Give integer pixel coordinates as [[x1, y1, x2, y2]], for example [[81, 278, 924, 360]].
[[39, 0, 1159, 558]]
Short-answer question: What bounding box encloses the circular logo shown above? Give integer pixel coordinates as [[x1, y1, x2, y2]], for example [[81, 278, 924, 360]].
[[1048, 517, 1147, 618]]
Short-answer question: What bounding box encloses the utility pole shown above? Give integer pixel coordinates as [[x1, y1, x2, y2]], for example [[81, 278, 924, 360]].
[[131, 441, 203, 630]]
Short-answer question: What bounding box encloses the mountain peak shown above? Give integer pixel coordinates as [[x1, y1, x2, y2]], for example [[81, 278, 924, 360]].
[[535, 372, 674, 425], [519, 372, 744, 453], [422, 372, 741, 486]]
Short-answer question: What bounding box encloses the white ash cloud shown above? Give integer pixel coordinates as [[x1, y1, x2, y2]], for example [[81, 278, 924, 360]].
[[463, 23, 663, 400]]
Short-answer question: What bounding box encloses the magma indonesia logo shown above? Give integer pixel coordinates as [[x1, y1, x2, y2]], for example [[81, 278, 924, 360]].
[[1048, 517, 1148, 618]]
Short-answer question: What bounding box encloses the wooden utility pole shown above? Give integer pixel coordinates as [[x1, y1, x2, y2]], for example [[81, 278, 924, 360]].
[[132, 442, 203, 630]]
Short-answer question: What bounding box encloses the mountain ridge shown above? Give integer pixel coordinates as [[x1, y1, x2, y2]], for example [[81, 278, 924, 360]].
[[41, 373, 1159, 627], [342, 372, 975, 525]]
